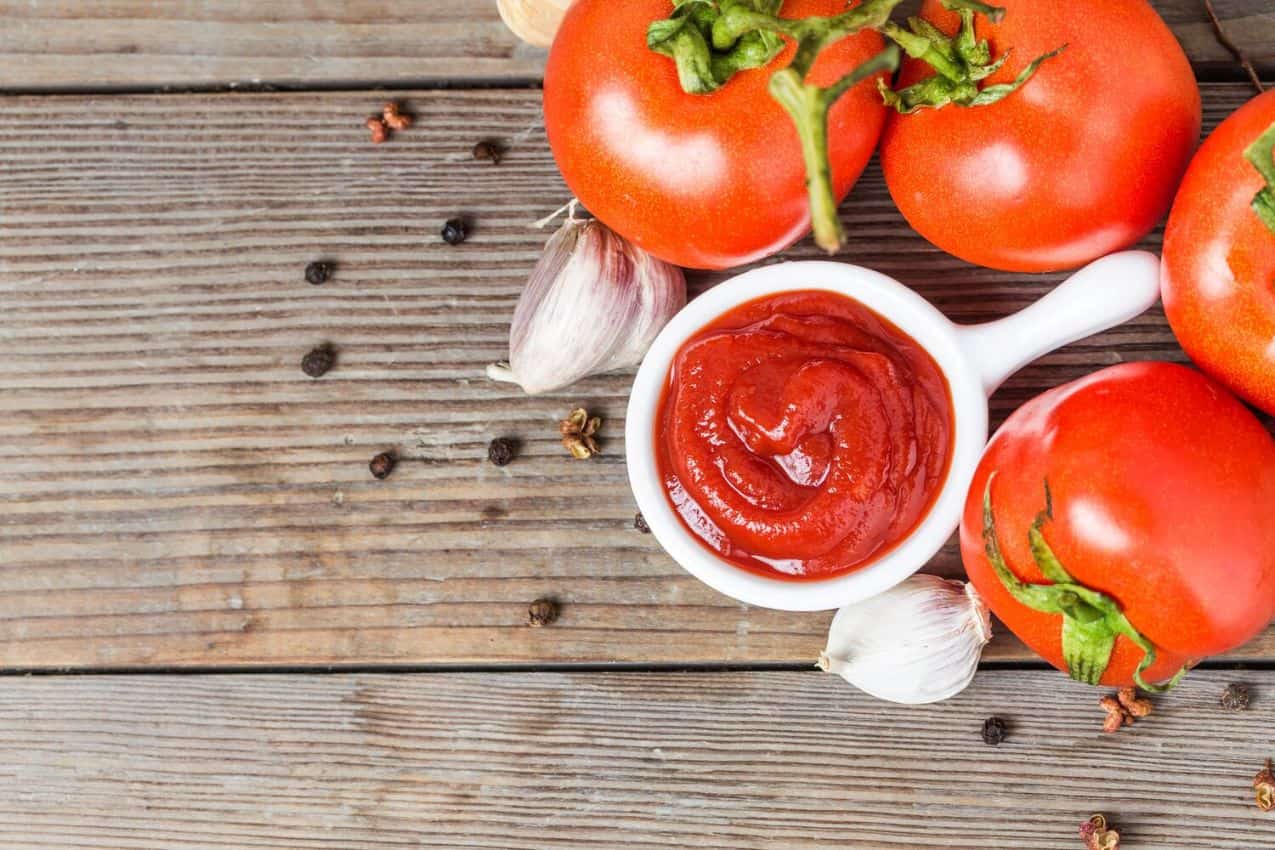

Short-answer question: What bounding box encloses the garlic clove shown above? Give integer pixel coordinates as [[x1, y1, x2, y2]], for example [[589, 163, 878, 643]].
[[488, 215, 686, 395], [819, 575, 991, 705], [497, 0, 577, 48]]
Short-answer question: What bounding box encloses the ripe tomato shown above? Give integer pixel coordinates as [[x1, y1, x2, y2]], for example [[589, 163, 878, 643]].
[[959, 363, 1275, 688], [543, 0, 888, 270], [1162, 89, 1275, 416], [879, 0, 1200, 273]]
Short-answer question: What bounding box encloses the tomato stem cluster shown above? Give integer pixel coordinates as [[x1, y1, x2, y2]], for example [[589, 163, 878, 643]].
[[879, 1, 1065, 113], [648, 0, 904, 253], [1244, 120, 1275, 237], [981, 475, 1189, 693], [648, 0, 789, 95], [648, 0, 1064, 255]]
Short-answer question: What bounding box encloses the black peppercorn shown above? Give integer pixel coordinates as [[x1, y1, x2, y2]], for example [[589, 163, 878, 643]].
[[528, 597, 559, 627], [442, 218, 468, 245], [369, 451, 397, 480], [487, 437, 515, 467], [301, 345, 335, 378], [1221, 682, 1250, 712], [304, 260, 333, 286], [472, 140, 502, 164], [981, 716, 1008, 746], [634, 513, 650, 534]]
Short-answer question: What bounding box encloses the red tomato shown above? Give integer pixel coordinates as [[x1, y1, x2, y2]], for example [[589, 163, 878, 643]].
[[543, 0, 888, 270], [959, 363, 1275, 688], [879, 0, 1200, 273], [1162, 89, 1275, 416]]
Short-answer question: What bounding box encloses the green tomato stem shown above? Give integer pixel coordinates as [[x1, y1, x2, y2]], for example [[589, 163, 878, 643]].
[[1244, 120, 1275, 237], [879, 21, 965, 80], [769, 46, 899, 253], [879, 2, 1063, 113], [712, 0, 902, 73], [982, 474, 1189, 692], [941, 0, 1006, 24], [768, 69, 840, 252]]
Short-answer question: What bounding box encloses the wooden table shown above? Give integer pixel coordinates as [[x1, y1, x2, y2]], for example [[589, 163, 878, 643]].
[[1, 2, 1273, 847]]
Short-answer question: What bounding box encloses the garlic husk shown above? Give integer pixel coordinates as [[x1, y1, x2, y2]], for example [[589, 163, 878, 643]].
[[497, 0, 576, 48], [819, 575, 992, 705], [487, 216, 686, 395]]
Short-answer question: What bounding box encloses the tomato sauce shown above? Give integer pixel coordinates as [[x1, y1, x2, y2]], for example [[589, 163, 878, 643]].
[[655, 290, 954, 581]]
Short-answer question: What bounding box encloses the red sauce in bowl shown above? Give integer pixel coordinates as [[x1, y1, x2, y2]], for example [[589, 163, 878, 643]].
[[655, 290, 954, 581]]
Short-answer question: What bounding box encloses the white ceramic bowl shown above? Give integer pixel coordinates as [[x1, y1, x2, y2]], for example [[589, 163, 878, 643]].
[[626, 251, 1161, 612]]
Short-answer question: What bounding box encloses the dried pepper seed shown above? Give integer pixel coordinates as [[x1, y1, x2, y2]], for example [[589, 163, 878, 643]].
[[472, 140, 503, 164], [366, 116, 388, 144], [487, 437, 515, 467], [559, 406, 601, 459], [1099, 696, 1127, 733], [1080, 814, 1120, 850], [382, 101, 412, 131], [442, 218, 468, 245], [301, 346, 335, 378], [634, 512, 650, 534], [305, 260, 333, 286], [1100, 687, 1151, 733], [369, 451, 397, 480], [1116, 687, 1152, 718], [528, 597, 559, 627], [1256, 759, 1275, 812], [980, 716, 1007, 746], [1221, 683, 1250, 712]]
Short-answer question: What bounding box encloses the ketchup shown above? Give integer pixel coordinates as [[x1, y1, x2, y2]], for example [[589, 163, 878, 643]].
[[655, 290, 954, 581]]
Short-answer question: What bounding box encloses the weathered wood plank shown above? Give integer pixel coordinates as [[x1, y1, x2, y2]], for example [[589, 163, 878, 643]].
[[0, 669, 1271, 849], [0, 0, 1271, 91], [1, 86, 1272, 669], [0, 0, 550, 90]]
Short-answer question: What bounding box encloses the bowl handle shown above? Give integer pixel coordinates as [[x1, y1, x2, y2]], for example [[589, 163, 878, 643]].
[[956, 250, 1162, 396]]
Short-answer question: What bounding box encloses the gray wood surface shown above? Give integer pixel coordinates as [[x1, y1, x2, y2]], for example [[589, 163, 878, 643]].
[[0, 1, 549, 90], [0, 669, 1271, 849], [0, 0, 1271, 91], [2, 85, 1271, 670], [4, 7, 1274, 850]]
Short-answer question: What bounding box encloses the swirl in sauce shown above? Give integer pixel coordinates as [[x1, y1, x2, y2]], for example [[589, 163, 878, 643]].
[[656, 290, 954, 580]]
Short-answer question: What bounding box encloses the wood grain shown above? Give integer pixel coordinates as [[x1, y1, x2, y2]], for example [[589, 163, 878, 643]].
[[1, 85, 1272, 670], [0, 0, 1271, 92], [0, 669, 1272, 849], [0, 0, 550, 91]]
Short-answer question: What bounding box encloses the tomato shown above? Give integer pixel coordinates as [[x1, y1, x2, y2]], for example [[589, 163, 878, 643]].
[[959, 363, 1275, 688], [543, 0, 888, 270], [1162, 89, 1275, 416], [879, 0, 1200, 273]]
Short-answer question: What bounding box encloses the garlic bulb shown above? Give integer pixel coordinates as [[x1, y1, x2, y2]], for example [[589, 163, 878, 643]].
[[497, 0, 576, 48], [819, 575, 992, 705], [487, 213, 686, 395]]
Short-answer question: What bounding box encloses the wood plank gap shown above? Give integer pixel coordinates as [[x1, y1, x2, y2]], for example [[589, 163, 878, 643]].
[[2, 72, 1266, 97], [3, 657, 1275, 678], [1, 77, 546, 98], [0, 0, 1271, 90]]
